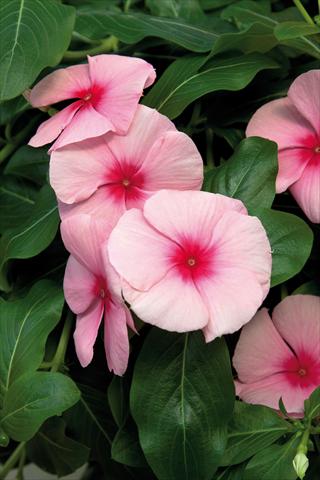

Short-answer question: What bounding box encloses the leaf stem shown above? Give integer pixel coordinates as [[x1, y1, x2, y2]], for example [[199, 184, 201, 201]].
[[293, 0, 315, 25], [0, 442, 25, 480], [62, 36, 118, 62], [16, 444, 26, 480], [0, 116, 40, 165], [124, 0, 131, 13], [50, 310, 74, 373]]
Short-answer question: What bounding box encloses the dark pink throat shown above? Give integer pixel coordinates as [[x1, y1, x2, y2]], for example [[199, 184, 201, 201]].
[[93, 276, 109, 303], [76, 84, 104, 107], [106, 161, 145, 204], [171, 239, 214, 282], [283, 351, 320, 388]]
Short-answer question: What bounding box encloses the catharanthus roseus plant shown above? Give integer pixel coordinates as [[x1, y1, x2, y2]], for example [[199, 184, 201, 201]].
[[0, 1, 320, 480]]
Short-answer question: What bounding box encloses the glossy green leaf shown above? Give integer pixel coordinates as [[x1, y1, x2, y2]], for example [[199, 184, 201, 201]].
[[0, 96, 29, 125], [0, 0, 76, 100], [131, 330, 235, 480], [5, 146, 49, 185], [111, 417, 147, 468], [75, 9, 218, 52], [252, 208, 314, 287], [0, 175, 37, 232], [144, 53, 278, 119], [304, 387, 320, 420], [203, 137, 278, 208], [27, 417, 90, 477], [0, 280, 64, 408], [146, 0, 205, 21], [293, 281, 320, 296], [214, 463, 246, 480], [274, 21, 320, 41], [221, 1, 320, 59], [212, 23, 278, 55], [221, 402, 291, 466], [108, 376, 129, 428], [243, 435, 300, 480], [0, 184, 59, 291], [0, 372, 80, 441]]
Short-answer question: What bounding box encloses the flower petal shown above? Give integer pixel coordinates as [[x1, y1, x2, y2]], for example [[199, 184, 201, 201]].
[[288, 70, 320, 134], [105, 105, 175, 171], [108, 208, 173, 291], [104, 301, 131, 375], [276, 148, 313, 193], [235, 373, 309, 414], [124, 269, 209, 332], [141, 131, 203, 191], [29, 64, 91, 107], [74, 299, 104, 367], [64, 256, 97, 314], [233, 308, 295, 383], [290, 161, 320, 223], [28, 102, 81, 148], [50, 137, 111, 204], [246, 97, 315, 149], [143, 190, 247, 247], [50, 104, 114, 151], [88, 55, 156, 134], [272, 295, 320, 357], [61, 214, 110, 275], [58, 186, 126, 230]]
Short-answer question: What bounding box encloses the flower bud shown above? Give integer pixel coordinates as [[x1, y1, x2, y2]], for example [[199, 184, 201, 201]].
[[293, 452, 309, 479]]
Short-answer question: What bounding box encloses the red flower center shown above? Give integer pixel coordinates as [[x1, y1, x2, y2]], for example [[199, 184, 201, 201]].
[[106, 161, 145, 206], [283, 351, 320, 388], [93, 276, 109, 302], [314, 146, 320, 154], [76, 84, 104, 108], [171, 239, 215, 282]]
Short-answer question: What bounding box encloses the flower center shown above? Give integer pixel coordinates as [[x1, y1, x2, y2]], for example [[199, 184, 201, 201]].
[[298, 368, 307, 377], [99, 288, 106, 299], [314, 146, 320, 154], [83, 93, 92, 102], [187, 257, 196, 267], [122, 179, 130, 187]]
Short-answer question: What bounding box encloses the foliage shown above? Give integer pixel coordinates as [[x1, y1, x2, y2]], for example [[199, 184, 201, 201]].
[[0, 0, 320, 479]]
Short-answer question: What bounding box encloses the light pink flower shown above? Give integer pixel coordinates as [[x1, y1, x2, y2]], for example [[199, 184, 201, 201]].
[[108, 190, 271, 341], [61, 214, 135, 375], [246, 70, 320, 223], [233, 295, 320, 415], [28, 54, 156, 151], [50, 105, 204, 227]]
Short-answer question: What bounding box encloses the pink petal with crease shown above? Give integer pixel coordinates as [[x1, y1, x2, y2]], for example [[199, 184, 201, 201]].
[[290, 161, 320, 222], [74, 299, 104, 367]]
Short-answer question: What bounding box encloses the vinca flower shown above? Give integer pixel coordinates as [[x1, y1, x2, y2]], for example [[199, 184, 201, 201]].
[[50, 105, 203, 227], [247, 70, 320, 223], [108, 190, 271, 341], [28, 54, 156, 151], [61, 214, 135, 375], [233, 295, 320, 414]]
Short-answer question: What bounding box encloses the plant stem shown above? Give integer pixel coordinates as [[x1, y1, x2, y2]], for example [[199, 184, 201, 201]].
[[0, 116, 40, 165], [0, 443, 25, 480], [15, 445, 26, 480], [50, 310, 74, 373], [293, 0, 315, 25], [62, 36, 118, 62], [206, 128, 214, 168], [124, 0, 131, 13]]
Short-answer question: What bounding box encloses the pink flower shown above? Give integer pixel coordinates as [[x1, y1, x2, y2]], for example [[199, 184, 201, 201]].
[[233, 295, 320, 415], [28, 54, 156, 151], [50, 105, 204, 227], [108, 190, 271, 341], [61, 214, 135, 375], [246, 70, 320, 223]]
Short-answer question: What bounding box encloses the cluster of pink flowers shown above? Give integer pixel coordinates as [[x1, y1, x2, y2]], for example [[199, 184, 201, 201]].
[[28, 56, 319, 414]]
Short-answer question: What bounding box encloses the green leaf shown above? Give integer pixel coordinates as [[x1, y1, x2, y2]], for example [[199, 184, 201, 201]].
[[0, 175, 37, 232], [108, 376, 130, 428], [146, 0, 205, 21], [75, 9, 217, 52], [131, 330, 235, 480], [251, 208, 314, 287], [0, 0, 75, 100], [221, 1, 320, 59], [214, 463, 246, 480], [27, 417, 90, 477], [212, 23, 278, 55], [243, 435, 300, 480], [0, 280, 64, 408], [304, 387, 320, 420], [221, 402, 291, 466], [111, 417, 147, 468], [144, 53, 278, 119], [0, 372, 80, 441], [0, 95, 28, 125], [274, 21, 320, 41], [0, 184, 59, 291], [203, 137, 278, 209], [5, 146, 49, 185], [293, 281, 320, 296]]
